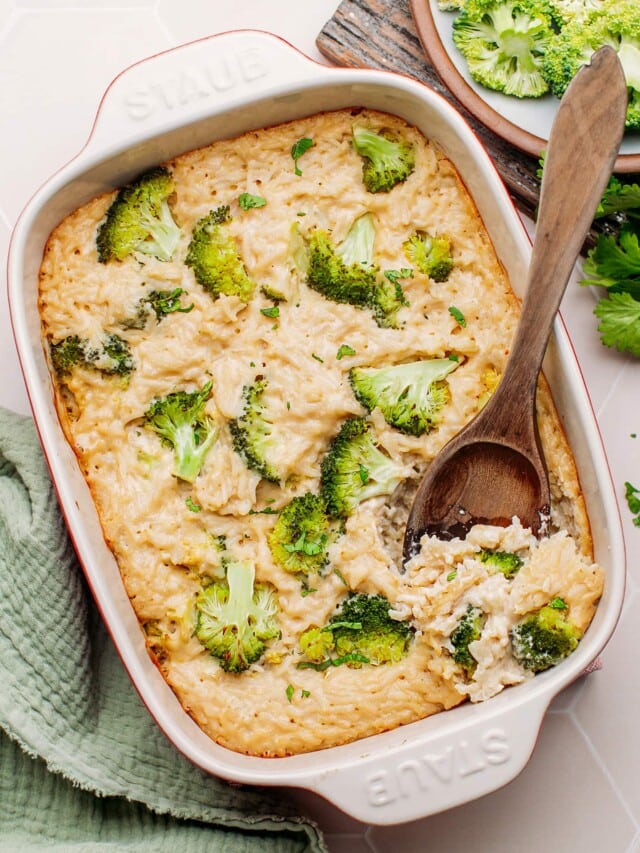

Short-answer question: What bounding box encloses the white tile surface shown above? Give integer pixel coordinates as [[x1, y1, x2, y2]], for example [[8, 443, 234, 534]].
[[1, 2, 639, 851]]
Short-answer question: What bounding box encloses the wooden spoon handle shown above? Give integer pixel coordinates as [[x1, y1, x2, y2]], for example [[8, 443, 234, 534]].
[[488, 47, 628, 428]]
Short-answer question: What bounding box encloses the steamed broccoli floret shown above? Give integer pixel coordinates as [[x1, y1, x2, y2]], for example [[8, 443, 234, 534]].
[[403, 231, 454, 282], [96, 333, 135, 375], [229, 379, 279, 483], [50, 333, 134, 377], [146, 288, 194, 320], [96, 167, 181, 263], [511, 600, 582, 672], [185, 205, 256, 302], [479, 548, 524, 578], [449, 604, 486, 677], [320, 417, 406, 518], [50, 335, 93, 374], [542, 2, 640, 128], [306, 213, 408, 328], [548, 0, 602, 25], [144, 381, 217, 482], [195, 560, 280, 672], [122, 287, 194, 330], [349, 358, 458, 436], [298, 592, 414, 670], [268, 493, 334, 575], [351, 126, 416, 193], [452, 0, 554, 98]]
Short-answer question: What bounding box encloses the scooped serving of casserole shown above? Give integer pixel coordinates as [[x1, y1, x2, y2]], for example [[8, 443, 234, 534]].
[[38, 107, 603, 757]]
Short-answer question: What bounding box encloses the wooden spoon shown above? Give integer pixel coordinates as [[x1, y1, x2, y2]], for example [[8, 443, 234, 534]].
[[403, 46, 628, 560]]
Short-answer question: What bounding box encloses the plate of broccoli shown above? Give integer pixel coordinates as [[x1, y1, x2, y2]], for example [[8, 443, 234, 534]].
[[411, 0, 640, 168]]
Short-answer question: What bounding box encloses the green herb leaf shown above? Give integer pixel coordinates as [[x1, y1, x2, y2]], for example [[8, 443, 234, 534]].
[[311, 352, 324, 363], [260, 305, 280, 319], [446, 570, 458, 582], [301, 689, 311, 698], [296, 652, 370, 671], [291, 137, 313, 176], [594, 292, 640, 356], [238, 192, 267, 210], [333, 568, 348, 587], [548, 597, 568, 610], [625, 481, 640, 522], [286, 684, 295, 703], [449, 305, 466, 327], [336, 344, 356, 360], [185, 496, 201, 513], [384, 268, 414, 284]]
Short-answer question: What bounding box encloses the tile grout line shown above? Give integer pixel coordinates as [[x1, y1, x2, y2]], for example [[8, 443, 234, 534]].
[[569, 708, 640, 835]]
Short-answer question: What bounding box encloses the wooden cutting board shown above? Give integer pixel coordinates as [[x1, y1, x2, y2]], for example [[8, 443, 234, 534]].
[[316, 0, 541, 219]]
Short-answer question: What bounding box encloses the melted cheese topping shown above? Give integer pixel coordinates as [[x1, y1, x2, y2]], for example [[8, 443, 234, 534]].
[[38, 109, 603, 756]]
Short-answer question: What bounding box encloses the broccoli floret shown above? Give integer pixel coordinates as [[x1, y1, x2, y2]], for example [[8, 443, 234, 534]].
[[229, 379, 279, 483], [449, 604, 486, 677], [145, 287, 194, 320], [306, 213, 408, 328], [351, 126, 416, 193], [96, 167, 181, 263], [268, 493, 334, 575], [306, 213, 378, 305], [185, 205, 256, 302], [369, 275, 411, 329], [122, 288, 194, 330], [50, 333, 133, 377], [548, 0, 602, 26], [50, 335, 94, 374], [195, 560, 280, 672], [298, 592, 413, 670], [320, 417, 406, 518], [543, 2, 640, 128], [403, 231, 454, 282], [479, 548, 524, 578], [452, 0, 554, 98], [511, 601, 582, 672], [95, 333, 135, 375], [144, 381, 217, 482], [349, 358, 458, 436]]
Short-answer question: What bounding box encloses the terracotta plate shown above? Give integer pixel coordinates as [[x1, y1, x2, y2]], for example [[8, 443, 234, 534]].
[[410, 0, 640, 172]]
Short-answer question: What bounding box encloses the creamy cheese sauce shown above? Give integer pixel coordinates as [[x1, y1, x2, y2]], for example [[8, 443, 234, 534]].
[[38, 109, 603, 756]]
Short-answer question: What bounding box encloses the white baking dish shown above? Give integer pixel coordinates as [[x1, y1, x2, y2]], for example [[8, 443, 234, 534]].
[[7, 30, 626, 825]]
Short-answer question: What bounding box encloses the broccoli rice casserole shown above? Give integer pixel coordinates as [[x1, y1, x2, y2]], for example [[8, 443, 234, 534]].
[[38, 108, 604, 757]]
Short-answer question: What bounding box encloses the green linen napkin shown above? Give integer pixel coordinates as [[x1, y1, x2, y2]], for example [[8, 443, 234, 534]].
[[0, 406, 325, 852]]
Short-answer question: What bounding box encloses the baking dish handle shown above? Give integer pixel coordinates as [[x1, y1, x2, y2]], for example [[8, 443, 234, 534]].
[[87, 30, 331, 155], [310, 692, 550, 824]]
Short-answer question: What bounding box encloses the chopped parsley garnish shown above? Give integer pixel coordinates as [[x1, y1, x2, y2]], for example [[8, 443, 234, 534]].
[[238, 192, 267, 210], [185, 496, 202, 512], [548, 597, 568, 610], [384, 268, 413, 284], [449, 305, 466, 327], [260, 305, 280, 319], [291, 137, 313, 176], [336, 344, 356, 360], [286, 684, 295, 702], [624, 481, 640, 527]]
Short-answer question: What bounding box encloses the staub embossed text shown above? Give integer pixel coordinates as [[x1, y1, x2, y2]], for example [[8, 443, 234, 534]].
[[124, 48, 268, 121], [365, 728, 511, 807]]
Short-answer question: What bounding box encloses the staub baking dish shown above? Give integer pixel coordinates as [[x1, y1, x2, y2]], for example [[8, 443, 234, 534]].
[[7, 30, 625, 824]]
